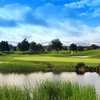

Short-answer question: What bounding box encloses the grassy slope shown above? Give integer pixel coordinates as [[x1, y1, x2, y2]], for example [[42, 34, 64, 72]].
[[14, 55, 100, 63], [47, 50, 100, 57], [0, 50, 100, 73], [78, 50, 100, 57]]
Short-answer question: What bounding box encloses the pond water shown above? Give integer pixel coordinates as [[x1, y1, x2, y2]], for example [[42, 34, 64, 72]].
[[0, 72, 100, 95]]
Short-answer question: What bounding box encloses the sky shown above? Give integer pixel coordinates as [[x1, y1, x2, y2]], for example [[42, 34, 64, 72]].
[[0, 0, 100, 45]]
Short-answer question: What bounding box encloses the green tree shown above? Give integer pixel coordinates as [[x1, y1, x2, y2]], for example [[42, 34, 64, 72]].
[[36, 44, 44, 53], [49, 39, 63, 51], [77, 46, 84, 51], [0, 41, 10, 51], [29, 42, 37, 52], [69, 43, 77, 54], [17, 39, 29, 51], [90, 44, 99, 50], [29, 42, 44, 53]]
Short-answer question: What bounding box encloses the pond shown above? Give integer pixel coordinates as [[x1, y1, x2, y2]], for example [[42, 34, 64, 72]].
[[0, 72, 99, 95]]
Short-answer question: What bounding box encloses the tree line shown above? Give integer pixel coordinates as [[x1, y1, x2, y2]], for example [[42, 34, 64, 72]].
[[0, 39, 100, 53]]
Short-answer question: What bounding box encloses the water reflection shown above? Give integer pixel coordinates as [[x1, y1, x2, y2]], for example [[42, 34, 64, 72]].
[[0, 72, 99, 95]]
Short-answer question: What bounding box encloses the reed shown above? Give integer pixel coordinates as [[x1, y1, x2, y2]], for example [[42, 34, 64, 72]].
[[32, 81, 97, 100], [0, 81, 97, 100]]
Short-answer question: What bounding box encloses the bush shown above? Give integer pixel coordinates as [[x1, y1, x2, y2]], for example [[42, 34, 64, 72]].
[[75, 62, 87, 74]]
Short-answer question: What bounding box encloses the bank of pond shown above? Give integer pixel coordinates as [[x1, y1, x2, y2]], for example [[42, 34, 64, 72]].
[[0, 62, 100, 74], [0, 72, 99, 100], [0, 80, 98, 100]]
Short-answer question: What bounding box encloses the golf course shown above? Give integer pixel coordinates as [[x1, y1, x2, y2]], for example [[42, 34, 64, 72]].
[[1, 0, 100, 99], [0, 50, 99, 99], [0, 49, 100, 73]]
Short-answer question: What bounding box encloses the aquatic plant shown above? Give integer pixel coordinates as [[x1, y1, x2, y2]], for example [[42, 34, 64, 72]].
[[0, 81, 97, 100]]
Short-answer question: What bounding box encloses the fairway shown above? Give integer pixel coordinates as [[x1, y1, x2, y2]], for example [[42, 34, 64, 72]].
[[0, 52, 100, 73], [14, 55, 100, 63]]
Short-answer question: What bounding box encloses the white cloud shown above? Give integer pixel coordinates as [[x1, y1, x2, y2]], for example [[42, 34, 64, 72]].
[[0, 20, 100, 45], [64, 0, 100, 8], [0, 3, 31, 21], [91, 8, 100, 17], [64, 0, 90, 8], [64, 0, 100, 18]]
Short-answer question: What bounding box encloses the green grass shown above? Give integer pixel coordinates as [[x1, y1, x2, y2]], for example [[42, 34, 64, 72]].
[[0, 50, 100, 73], [14, 55, 100, 63], [0, 81, 98, 100], [0, 86, 28, 100], [41, 49, 100, 57], [78, 50, 100, 56], [0, 61, 77, 73], [33, 81, 97, 100]]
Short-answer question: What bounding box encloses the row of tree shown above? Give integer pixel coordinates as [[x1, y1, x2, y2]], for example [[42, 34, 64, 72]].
[[17, 39, 44, 53], [0, 39, 100, 53]]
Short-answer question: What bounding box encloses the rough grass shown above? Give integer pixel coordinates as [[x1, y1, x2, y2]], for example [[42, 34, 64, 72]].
[[0, 61, 77, 73], [33, 81, 97, 100], [0, 81, 97, 100]]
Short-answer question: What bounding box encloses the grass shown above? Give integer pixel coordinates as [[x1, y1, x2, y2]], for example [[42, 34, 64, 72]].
[[41, 49, 100, 57], [0, 50, 100, 73], [33, 81, 97, 100], [0, 87, 27, 100], [0, 61, 77, 73], [14, 55, 100, 63], [0, 81, 98, 100], [78, 50, 100, 56]]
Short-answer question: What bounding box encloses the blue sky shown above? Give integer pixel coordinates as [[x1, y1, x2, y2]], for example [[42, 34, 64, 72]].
[[0, 0, 100, 45]]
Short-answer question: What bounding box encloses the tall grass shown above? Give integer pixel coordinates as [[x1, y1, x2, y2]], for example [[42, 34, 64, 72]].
[[0, 86, 28, 100], [0, 61, 98, 73], [0, 61, 76, 73], [0, 81, 98, 100], [32, 81, 97, 100]]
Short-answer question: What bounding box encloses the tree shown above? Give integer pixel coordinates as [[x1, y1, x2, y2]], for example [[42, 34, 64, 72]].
[[90, 44, 99, 50], [0, 41, 10, 51], [29, 42, 44, 53], [69, 43, 77, 53], [63, 46, 68, 50], [9, 44, 17, 51], [49, 39, 63, 51], [77, 46, 84, 51], [36, 44, 44, 53], [17, 39, 29, 51], [29, 42, 37, 52]]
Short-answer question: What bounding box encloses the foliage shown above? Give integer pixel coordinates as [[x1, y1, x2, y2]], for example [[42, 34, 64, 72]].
[[0, 81, 97, 100], [77, 46, 84, 51], [90, 44, 99, 50], [69, 43, 77, 52], [48, 39, 63, 51], [0, 41, 10, 51], [32, 81, 97, 100], [17, 38, 29, 51]]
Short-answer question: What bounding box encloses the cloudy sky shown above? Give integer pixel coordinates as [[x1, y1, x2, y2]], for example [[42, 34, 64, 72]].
[[0, 0, 100, 45]]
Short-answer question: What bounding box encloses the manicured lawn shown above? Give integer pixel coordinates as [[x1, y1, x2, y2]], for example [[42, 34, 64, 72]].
[[14, 55, 100, 63], [0, 50, 100, 73]]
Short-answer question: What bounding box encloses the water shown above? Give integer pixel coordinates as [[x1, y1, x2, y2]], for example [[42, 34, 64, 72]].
[[0, 72, 100, 95]]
